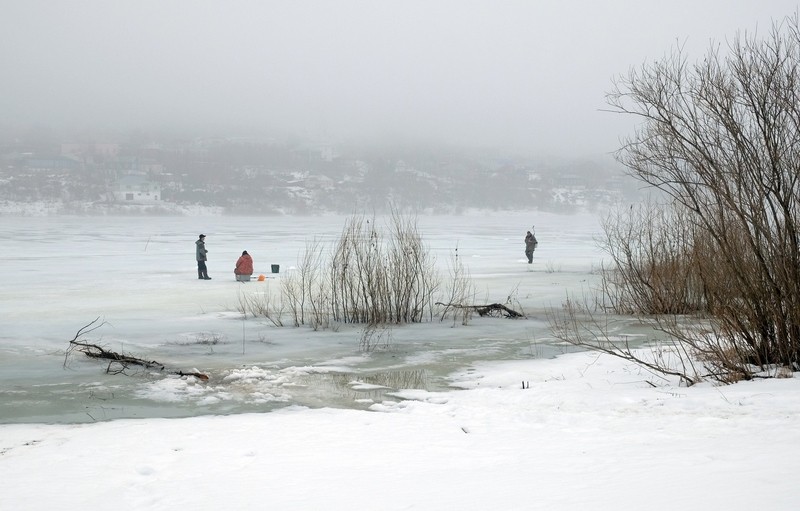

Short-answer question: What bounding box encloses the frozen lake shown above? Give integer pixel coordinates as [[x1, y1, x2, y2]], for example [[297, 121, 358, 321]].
[[1, 211, 643, 423]]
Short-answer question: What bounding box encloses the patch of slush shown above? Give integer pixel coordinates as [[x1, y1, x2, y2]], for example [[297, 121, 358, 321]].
[[134, 367, 300, 405], [349, 381, 390, 391], [134, 375, 225, 403]]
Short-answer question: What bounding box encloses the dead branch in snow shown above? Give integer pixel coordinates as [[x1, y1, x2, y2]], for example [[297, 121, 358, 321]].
[[435, 302, 524, 318], [175, 370, 210, 381], [64, 318, 209, 381]]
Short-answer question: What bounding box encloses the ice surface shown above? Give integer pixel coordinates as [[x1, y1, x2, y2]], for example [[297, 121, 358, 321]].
[[0, 211, 620, 423]]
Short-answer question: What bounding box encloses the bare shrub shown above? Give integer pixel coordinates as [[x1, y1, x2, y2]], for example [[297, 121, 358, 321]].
[[277, 211, 443, 346], [438, 244, 475, 325], [547, 295, 704, 385], [236, 284, 284, 327], [281, 267, 303, 327], [503, 283, 526, 318], [304, 240, 332, 330], [544, 261, 559, 273], [329, 212, 439, 325], [329, 214, 380, 324], [386, 211, 439, 323], [281, 238, 330, 330], [596, 15, 800, 381], [191, 332, 225, 345], [597, 199, 707, 315], [359, 322, 392, 352]]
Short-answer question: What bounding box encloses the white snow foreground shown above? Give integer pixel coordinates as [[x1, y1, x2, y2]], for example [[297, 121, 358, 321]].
[[2, 348, 799, 511]]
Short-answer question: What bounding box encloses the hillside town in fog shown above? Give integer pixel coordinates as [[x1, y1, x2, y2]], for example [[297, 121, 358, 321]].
[[0, 129, 640, 216]]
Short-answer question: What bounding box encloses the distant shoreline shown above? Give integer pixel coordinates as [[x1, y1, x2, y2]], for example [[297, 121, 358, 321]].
[[0, 200, 594, 217]]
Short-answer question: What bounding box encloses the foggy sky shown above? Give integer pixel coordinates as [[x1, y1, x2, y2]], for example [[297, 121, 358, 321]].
[[2, 0, 798, 156]]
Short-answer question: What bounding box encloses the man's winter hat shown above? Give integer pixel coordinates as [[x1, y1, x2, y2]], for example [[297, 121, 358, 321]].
[[199, 234, 206, 238]]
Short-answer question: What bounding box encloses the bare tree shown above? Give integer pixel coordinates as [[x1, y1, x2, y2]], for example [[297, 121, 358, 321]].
[[600, 14, 800, 379]]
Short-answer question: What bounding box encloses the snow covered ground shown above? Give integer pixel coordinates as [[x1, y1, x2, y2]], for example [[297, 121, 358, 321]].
[[1, 211, 799, 510]]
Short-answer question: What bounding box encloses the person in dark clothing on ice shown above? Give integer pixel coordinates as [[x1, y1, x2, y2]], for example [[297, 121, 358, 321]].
[[525, 230, 538, 264], [196, 234, 211, 280]]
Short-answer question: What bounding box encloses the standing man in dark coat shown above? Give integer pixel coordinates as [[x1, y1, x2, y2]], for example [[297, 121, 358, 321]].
[[524, 230, 538, 264], [196, 234, 211, 280]]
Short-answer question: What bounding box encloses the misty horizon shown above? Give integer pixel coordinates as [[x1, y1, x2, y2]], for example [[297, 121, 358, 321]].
[[2, 1, 798, 157]]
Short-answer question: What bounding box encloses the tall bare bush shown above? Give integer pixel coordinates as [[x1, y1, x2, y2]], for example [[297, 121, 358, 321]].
[[329, 212, 439, 324], [439, 244, 476, 326], [386, 211, 439, 323], [281, 212, 441, 332], [600, 14, 800, 378], [236, 282, 284, 327], [598, 199, 707, 315]]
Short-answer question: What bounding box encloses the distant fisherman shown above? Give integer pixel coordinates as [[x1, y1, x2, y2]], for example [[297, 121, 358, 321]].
[[196, 234, 211, 280], [524, 230, 538, 264], [234, 250, 253, 282]]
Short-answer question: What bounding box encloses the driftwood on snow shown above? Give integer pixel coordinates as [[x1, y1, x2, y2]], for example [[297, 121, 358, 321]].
[[64, 318, 209, 381], [435, 302, 524, 318]]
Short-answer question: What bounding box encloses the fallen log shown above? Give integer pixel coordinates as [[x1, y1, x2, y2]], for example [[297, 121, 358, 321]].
[[435, 302, 524, 318], [68, 339, 164, 371], [176, 370, 210, 381], [64, 318, 209, 381]]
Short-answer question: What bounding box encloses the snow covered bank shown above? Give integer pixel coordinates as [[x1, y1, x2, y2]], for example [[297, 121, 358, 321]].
[[1, 349, 798, 510]]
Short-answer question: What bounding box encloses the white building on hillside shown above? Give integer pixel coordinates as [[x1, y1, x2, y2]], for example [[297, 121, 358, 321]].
[[113, 175, 161, 203]]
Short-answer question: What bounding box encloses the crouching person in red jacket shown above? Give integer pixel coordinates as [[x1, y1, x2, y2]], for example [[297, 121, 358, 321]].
[[235, 250, 254, 282]]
